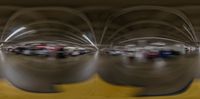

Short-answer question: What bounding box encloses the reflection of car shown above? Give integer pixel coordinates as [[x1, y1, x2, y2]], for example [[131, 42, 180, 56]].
[[6, 46, 15, 52], [79, 50, 87, 55], [134, 51, 146, 60], [159, 50, 173, 58], [14, 47, 27, 54], [145, 51, 159, 59], [70, 51, 80, 56], [108, 50, 122, 56], [11, 45, 95, 59], [55, 48, 66, 58], [8, 48, 15, 52], [22, 49, 33, 55], [34, 48, 49, 56], [171, 50, 181, 55], [123, 51, 135, 58]]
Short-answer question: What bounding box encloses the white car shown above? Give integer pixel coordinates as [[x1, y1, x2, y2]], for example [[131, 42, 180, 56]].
[[70, 51, 80, 56], [22, 50, 32, 55], [108, 50, 122, 55]]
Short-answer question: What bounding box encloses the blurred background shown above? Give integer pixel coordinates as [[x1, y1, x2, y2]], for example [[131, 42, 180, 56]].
[[0, 0, 200, 99]]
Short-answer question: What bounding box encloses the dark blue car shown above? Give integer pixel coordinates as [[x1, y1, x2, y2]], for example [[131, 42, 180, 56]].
[[159, 50, 173, 58]]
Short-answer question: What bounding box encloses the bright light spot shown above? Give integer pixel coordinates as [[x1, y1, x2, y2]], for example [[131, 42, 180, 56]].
[[4, 27, 26, 42], [82, 34, 98, 50], [150, 42, 166, 46]]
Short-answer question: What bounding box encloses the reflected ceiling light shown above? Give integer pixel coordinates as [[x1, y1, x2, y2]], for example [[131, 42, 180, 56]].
[[174, 44, 183, 47], [119, 37, 184, 44], [183, 25, 192, 35], [183, 25, 196, 42], [144, 46, 155, 49], [82, 34, 98, 50], [4, 27, 26, 42], [14, 30, 36, 39], [64, 47, 76, 50], [126, 44, 136, 47], [150, 42, 166, 46]]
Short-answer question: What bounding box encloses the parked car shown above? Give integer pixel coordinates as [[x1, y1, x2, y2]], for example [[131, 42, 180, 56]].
[[21, 49, 34, 55], [123, 51, 135, 58], [159, 50, 173, 58], [108, 50, 122, 56], [34, 48, 49, 56], [145, 50, 159, 59], [14, 47, 27, 54], [55, 48, 66, 58], [70, 51, 80, 56], [170, 50, 181, 56]]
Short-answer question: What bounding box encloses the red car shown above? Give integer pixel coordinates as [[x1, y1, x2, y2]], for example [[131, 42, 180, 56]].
[[145, 51, 159, 59]]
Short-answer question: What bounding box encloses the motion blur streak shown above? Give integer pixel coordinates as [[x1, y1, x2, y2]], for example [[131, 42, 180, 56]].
[[4, 27, 26, 42]]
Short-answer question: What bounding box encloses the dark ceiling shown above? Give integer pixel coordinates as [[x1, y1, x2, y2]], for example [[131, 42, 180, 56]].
[[0, 0, 200, 7], [0, 0, 200, 47]]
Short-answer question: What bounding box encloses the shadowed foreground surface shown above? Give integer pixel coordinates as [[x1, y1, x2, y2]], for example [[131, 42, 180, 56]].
[[0, 77, 200, 99], [0, 52, 199, 98]]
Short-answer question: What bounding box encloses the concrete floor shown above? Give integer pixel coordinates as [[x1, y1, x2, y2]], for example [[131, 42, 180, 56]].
[[0, 51, 199, 97]]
